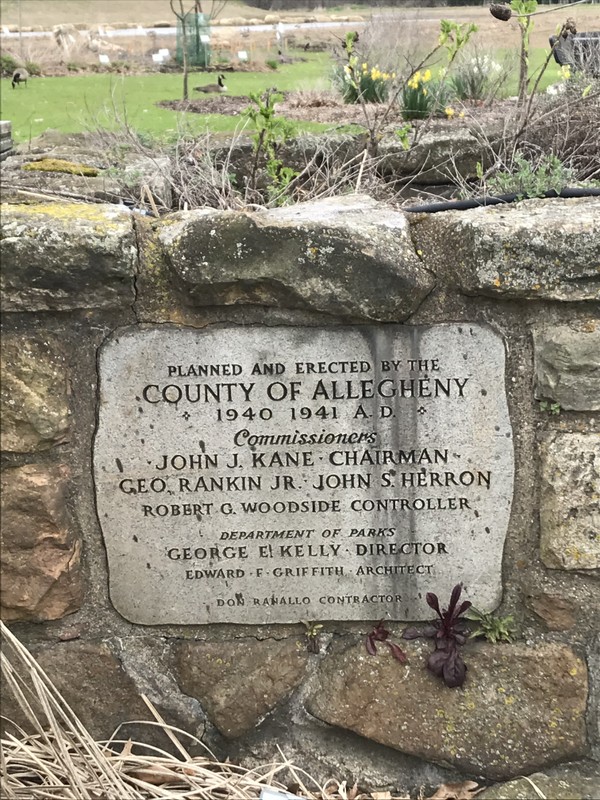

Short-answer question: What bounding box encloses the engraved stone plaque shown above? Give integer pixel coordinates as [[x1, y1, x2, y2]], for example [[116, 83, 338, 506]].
[[94, 324, 514, 625]]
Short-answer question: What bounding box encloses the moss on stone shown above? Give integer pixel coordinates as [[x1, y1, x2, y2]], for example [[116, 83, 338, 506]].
[[22, 158, 100, 177]]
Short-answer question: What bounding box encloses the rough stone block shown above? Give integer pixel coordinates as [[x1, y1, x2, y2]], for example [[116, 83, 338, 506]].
[[479, 770, 599, 800], [540, 432, 600, 570], [155, 195, 434, 322], [526, 593, 578, 631], [1, 641, 150, 741], [412, 197, 600, 301], [0, 464, 82, 621], [133, 215, 186, 323], [534, 321, 600, 411], [1, 332, 70, 452], [379, 128, 490, 184], [174, 638, 309, 738], [0, 203, 136, 311], [307, 639, 588, 780]]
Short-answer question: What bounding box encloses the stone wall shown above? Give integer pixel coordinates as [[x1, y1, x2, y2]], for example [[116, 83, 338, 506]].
[[1, 194, 599, 794]]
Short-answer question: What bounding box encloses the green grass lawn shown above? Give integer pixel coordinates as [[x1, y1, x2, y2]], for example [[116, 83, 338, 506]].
[[1, 49, 566, 144], [1, 54, 338, 143], [498, 48, 568, 95]]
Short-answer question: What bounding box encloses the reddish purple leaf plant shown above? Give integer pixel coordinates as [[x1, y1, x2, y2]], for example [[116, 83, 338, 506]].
[[402, 584, 471, 688], [365, 620, 407, 663]]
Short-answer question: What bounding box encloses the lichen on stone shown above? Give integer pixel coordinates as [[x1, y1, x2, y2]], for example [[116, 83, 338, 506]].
[[4, 202, 129, 230]]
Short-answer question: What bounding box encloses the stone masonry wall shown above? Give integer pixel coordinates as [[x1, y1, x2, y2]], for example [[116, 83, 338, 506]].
[[1, 194, 599, 793]]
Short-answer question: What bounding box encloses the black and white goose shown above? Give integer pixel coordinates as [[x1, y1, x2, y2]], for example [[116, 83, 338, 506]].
[[195, 74, 227, 94], [11, 68, 29, 88]]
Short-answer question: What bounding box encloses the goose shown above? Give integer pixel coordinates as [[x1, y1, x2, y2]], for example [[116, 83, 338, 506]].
[[195, 74, 227, 94], [278, 49, 292, 64], [11, 68, 29, 88]]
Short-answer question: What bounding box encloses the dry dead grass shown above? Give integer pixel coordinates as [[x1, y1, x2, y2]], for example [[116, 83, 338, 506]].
[[1, 621, 413, 800]]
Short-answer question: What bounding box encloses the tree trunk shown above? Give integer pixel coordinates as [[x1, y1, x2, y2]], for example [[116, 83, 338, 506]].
[[181, 5, 190, 101], [518, 29, 527, 104], [517, 18, 532, 106], [182, 34, 189, 102]]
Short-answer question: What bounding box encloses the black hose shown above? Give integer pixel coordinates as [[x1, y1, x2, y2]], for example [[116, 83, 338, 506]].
[[404, 186, 600, 214]]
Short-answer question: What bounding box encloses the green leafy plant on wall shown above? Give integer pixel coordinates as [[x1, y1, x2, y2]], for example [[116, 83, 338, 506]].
[[478, 152, 579, 199], [302, 620, 324, 653], [466, 607, 516, 643], [539, 400, 562, 415]]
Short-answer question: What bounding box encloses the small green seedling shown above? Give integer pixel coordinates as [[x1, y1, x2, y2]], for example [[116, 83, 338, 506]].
[[466, 607, 515, 643], [302, 620, 324, 653], [539, 400, 561, 415]]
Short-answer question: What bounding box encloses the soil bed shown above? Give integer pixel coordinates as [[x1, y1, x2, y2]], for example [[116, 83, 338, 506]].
[[158, 93, 521, 130], [158, 93, 378, 125]]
